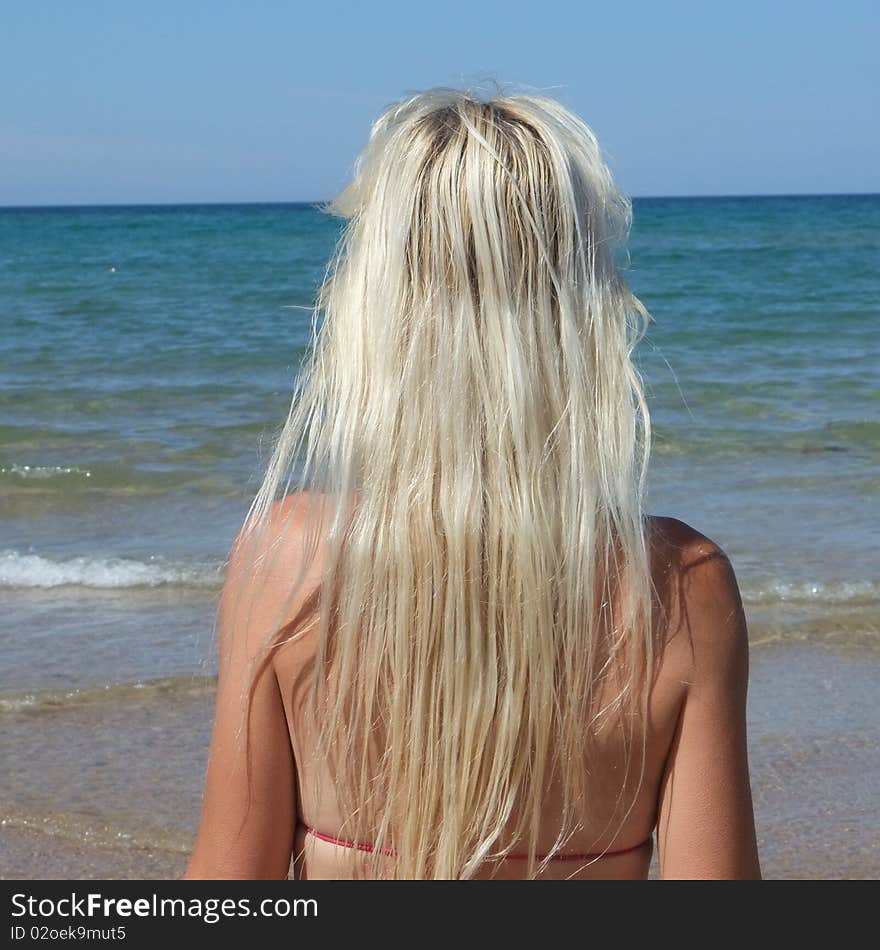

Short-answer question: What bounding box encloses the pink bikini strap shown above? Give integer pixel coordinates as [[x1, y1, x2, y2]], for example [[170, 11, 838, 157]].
[[304, 825, 651, 862]]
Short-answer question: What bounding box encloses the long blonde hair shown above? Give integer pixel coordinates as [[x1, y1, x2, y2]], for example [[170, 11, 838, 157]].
[[238, 87, 654, 879]]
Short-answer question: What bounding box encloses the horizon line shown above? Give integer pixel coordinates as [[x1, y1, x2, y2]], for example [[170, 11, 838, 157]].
[[1, 190, 879, 211]]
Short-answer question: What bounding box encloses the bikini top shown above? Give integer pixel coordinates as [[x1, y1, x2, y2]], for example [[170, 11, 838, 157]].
[[304, 825, 652, 862]]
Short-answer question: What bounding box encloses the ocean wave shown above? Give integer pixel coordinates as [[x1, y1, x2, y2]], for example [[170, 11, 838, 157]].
[[742, 578, 880, 606], [0, 464, 93, 480], [0, 459, 223, 494], [0, 675, 215, 714], [0, 550, 223, 590], [651, 418, 880, 458]]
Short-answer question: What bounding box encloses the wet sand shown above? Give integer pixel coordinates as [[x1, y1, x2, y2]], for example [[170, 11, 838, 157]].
[[746, 635, 880, 878], [0, 827, 186, 881]]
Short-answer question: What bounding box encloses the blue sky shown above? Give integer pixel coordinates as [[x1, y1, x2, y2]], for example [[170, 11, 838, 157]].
[[2, 1, 877, 204]]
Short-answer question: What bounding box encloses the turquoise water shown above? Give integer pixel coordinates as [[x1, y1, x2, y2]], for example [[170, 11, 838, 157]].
[[0, 197, 878, 875], [1, 198, 877, 623]]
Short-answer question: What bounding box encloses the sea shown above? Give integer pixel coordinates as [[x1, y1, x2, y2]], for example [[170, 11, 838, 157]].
[[1, 196, 878, 878]]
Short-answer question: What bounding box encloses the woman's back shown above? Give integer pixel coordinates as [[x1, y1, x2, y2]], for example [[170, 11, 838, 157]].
[[185, 88, 760, 880], [220, 496, 759, 880]]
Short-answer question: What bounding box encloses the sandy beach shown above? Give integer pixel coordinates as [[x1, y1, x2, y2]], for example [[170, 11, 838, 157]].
[[2, 631, 877, 880]]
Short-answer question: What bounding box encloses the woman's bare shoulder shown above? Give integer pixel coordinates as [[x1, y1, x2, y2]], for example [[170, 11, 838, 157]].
[[646, 515, 730, 568], [233, 492, 327, 568], [645, 515, 747, 672], [223, 492, 328, 631]]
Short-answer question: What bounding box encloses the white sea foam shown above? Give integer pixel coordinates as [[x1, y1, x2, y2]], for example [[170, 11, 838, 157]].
[[0, 550, 222, 590], [0, 464, 92, 479], [1, 549, 874, 607], [743, 578, 880, 606]]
